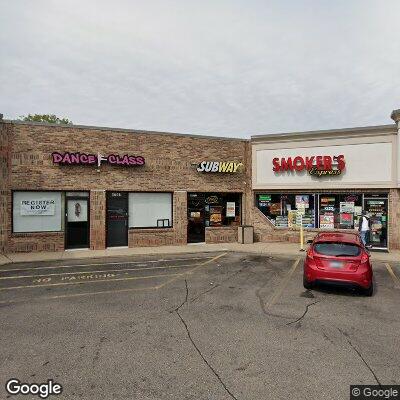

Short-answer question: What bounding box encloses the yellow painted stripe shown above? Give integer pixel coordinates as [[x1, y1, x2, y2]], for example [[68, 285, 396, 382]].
[[385, 263, 400, 287], [0, 272, 183, 291], [0, 262, 202, 280], [157, 252, 227, 289], [264, 258, 301, 309]]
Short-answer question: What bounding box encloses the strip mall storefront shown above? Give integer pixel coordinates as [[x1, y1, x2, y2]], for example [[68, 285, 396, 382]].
[[1, 110, 400, 253], [0, 121, 250, 253], [251, 123, 400, 250]]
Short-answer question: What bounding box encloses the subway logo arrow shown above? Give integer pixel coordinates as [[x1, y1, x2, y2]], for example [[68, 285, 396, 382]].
[[196, 161, 243, 173]]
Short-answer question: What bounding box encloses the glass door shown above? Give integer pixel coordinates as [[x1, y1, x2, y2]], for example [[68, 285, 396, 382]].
[[364, 197, 388, 249]]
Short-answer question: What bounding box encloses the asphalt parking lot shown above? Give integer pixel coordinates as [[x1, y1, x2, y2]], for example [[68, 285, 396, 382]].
[[0, 252, 399, 400]]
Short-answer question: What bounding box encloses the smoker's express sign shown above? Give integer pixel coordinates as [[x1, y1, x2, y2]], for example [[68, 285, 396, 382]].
[[21, 199, 55, 216], [272, 155, 345, 177], [197, 161, 243, 173], [52, 152, 145, 167]]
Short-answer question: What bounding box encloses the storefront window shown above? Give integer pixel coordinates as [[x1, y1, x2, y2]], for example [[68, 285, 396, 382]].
[[256, 192, 389, 248], [256, 193, 315, 228], [319, 194, 362, 230], [128, 193, 172, 228], [13, 191, 63, 233], [204, 193, 241, 227]]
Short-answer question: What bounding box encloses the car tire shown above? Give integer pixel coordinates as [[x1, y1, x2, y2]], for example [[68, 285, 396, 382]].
[[303, 276, 313, 290], [361, 283, 374, 297]]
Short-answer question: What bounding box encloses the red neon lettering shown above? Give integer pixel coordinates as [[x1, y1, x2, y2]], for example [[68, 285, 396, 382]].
[[280, 157, 293, 171], [293, 156, 305, 171], [316, 156, 323, 169], [337, 154, 345, 170], [272, 157, 280, 172], [323, 156, 332, 170]]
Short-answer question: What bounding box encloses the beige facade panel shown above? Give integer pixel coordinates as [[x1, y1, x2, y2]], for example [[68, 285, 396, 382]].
[[252, 130, 398, 190]]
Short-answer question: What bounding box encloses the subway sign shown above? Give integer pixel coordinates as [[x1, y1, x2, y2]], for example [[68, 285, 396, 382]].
[[272, 155, 345, 177], [197, 161, 243, 173]]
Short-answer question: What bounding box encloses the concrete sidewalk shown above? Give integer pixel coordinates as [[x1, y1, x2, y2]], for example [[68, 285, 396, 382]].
[[0, 242, 399, 266]]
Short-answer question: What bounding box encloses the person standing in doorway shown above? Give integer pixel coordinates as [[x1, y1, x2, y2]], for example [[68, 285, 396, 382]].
[[358, 210, 371, 247]]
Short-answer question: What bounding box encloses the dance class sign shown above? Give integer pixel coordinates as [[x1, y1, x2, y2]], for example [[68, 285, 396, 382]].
[[51, 152, 145, 167]]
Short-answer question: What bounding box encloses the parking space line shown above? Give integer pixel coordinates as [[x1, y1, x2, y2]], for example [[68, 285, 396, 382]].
[[157, 252, 228, 289], [264, 258, 301, 309], [0, 256, 214, 273], [385, 263, 400, 287], [0, 253, 228, 303], [0, 273, 184, 291], [0, 262, 203, 281], [0, 286, 157, 305]]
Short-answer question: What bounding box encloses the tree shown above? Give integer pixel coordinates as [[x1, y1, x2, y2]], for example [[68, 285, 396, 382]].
[[18, 114, 73, 125]]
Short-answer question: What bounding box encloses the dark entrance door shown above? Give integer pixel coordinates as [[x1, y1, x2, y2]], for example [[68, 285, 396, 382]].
[[65, 196, 89, 249], [187, 193, 205, 243], [107, 192, 128, 247]]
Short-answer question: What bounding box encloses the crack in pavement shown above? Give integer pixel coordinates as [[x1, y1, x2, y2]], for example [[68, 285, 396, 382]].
[[286, 301, 320, 326], [174, 278, 189, 312], [255, 271, 292, 320], [337, 328, 382, 386], [174, 279, 239, 400]]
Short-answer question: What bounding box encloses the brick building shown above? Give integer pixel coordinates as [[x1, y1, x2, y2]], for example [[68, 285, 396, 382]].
[[0, 121, 251, 253], [1, 109, 400, 253]]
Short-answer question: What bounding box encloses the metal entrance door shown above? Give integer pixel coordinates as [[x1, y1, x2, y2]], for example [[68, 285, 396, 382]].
[[65, 196, 89, 249], [187, 193, 205, 243], [107, 192, 129, 247]]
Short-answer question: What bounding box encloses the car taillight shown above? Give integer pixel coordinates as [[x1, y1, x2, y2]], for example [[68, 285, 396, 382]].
[[360, 252, 369, 264], [306, 248, 314, 260]]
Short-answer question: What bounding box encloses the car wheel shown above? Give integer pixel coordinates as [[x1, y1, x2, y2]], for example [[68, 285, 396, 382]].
[[303, 276, 313, 290], [361, 283, 373, 297]]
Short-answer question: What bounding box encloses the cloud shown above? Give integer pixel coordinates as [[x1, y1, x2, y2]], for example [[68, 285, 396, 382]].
[[0, 0, 399, 137]]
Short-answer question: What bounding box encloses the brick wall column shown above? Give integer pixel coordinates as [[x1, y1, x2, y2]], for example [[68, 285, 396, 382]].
[[0, 122, 11, 253], [90, 189, 106, 250], [173, 191, 187, 245]]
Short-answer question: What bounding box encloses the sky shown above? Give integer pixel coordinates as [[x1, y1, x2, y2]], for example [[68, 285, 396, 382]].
[[1, 0, 399, 138]]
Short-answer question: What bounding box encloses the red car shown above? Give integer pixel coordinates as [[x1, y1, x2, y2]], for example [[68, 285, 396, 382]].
[[303, 232, 373, 296]]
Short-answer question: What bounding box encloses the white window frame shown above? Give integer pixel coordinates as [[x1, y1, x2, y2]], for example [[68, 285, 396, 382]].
[[13, 191, 64, 233]]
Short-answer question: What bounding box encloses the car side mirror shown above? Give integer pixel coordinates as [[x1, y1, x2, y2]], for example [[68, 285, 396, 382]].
[[307, 239, 313, 244]]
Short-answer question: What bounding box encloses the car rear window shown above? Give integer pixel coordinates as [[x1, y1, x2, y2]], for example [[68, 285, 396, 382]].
[[313, 242, 361, 257]]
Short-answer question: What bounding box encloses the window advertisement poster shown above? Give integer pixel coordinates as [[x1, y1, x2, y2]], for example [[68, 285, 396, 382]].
[[67, 200, 88, 222], [320, 213, 334, 229], [269, 203, 281, 215], [340, 202, 355, 213], [209, 205, 222, 226], [340, 212, 353, 227], [226, 202, 236, 217], [20, 199, 56, 216], [354, 206, 362, 216], [258, 194, 271, 207], [295, 195, 309, 209], [320, 196, 335, 208], [296, 204, 306, 215], [288, 210, 297, 228]]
